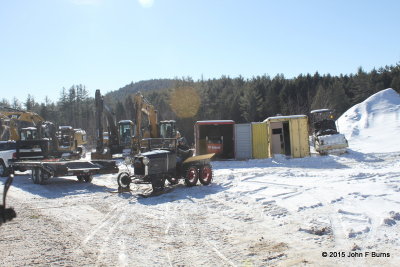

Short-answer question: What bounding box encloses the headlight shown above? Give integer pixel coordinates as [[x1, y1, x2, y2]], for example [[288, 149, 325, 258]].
[[124, 157, 132, 165], [142, 156, 150, 165]]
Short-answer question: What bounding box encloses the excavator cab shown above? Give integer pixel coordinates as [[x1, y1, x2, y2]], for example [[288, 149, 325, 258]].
[[58, 126, 74, 148], [159, 120, 177, 139], [118, 120, 134, 148], [20, 127, 38, 141]]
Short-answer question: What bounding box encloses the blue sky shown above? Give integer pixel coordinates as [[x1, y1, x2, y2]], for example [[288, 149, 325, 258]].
[[1, 0, 400, 104]]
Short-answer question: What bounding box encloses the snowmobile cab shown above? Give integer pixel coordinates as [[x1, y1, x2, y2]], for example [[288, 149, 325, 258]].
[[310, 109, 348, 155]]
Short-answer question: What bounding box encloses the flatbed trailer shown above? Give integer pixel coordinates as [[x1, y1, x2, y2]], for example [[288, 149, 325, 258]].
[[10, 159, 119, 184]]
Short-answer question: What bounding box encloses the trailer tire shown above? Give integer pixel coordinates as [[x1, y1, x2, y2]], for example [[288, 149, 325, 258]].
[[199, 164, 213, 185], [83, 175, 93, 183], [77, 175, 84, 182], [185, 166, 198, 187], [117, 172, 131, 189], [32, 168, 44, 185]]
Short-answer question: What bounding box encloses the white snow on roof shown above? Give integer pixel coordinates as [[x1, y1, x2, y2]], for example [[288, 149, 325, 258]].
[[59, 126, 73, 129], [337, 88, 400, 153], [196, 120, 235, 124], [263, 115, 307, 122], [310, 109, 332, 113], [118, 120, 133, 124]]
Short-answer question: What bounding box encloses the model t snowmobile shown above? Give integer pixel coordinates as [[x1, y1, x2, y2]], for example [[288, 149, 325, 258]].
[[117, 137, 214, 195], [310, 109, 348, 155]]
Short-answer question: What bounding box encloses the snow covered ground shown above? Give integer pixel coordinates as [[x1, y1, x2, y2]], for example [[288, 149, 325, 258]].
[[1, 89, 400, 266]]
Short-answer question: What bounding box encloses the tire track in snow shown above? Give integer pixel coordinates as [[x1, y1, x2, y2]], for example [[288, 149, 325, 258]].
[[82, 202, 125, 246]]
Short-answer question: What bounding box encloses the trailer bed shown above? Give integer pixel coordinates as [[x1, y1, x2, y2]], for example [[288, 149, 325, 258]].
[[10, 159, 118, 184]]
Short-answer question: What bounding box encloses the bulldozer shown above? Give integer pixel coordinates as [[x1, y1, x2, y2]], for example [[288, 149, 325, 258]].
[[310, 109, 348, 155], [16, 121, 87, 160], [57, 126, 87, 157]]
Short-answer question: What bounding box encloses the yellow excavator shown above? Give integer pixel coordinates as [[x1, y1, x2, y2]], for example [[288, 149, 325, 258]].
[[132, 92, 179, 153], [92, 89, 135, 159], [0, 107, 87, 159], [0, 107, 45, 141]]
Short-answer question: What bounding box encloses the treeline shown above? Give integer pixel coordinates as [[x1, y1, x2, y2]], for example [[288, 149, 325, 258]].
[[1, 63, 399, 145], [109, 63, 400, 143]]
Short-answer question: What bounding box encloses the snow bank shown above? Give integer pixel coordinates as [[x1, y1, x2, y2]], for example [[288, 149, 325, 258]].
[[337, 88, 400, 153]]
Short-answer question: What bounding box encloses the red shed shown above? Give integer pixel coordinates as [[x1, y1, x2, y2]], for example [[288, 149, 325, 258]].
[[194, 120, 235, 159]]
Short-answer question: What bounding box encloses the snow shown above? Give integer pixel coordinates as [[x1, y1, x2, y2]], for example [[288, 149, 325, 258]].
[[1, 88, 400, 266], [317, 133, 347, 146], [263, 114, 307, 121], [196, 120, 235, 124], [310, 109, 332, 113], [337, 88, 400, 153]]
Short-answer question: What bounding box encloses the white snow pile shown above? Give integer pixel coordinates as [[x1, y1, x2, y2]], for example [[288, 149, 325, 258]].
[[337, 88, 400, 153]]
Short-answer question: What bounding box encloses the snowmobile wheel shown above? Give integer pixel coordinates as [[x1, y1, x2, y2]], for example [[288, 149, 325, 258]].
[[167, 176, 179, 185], [117, 172, 131, 189], [83, 175, 93, 183], [185, 166, 198, 187], [199, 164, 213, 185]]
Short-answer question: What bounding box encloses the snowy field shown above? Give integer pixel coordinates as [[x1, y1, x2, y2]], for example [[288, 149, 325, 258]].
[[1, 89, 400, 267]]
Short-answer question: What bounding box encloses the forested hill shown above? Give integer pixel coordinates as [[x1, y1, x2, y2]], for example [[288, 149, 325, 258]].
[[103, 79, 177, 106]]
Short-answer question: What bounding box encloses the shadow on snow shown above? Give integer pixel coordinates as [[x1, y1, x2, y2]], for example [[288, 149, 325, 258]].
[[3, 173, 115, 199]]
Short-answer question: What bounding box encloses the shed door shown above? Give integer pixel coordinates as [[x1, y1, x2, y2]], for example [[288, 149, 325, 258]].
[[235, 124, 252, 159], [270, 122, 283, 155]]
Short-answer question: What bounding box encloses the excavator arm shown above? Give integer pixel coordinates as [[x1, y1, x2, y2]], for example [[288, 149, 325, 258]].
[[94, 89, 121, 157], [133, 92, 158, 139]]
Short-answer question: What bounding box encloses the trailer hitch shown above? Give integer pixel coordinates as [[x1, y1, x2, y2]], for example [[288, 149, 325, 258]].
[[0, 174, 16, 226]]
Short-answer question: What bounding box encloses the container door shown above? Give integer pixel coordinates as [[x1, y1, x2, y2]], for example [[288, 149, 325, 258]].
[[235, 124, 252, 159], [270, 122, 283, 155], [252, 123, 268, 159]]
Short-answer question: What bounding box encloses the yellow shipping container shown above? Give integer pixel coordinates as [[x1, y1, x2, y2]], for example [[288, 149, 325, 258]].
[[264, 115, 310, 158], [252, 122, 269, 159]]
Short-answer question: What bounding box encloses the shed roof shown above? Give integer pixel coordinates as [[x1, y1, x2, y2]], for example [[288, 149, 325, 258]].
[[263, 115, 307, 122], [196, 120, 235, 125], [310, 109, 332, 114]]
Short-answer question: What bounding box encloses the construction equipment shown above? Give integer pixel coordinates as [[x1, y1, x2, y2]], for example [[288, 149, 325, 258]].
[[133, 92, 159, 139], [0, 107, 45, 141], [92, 89, 135, 159], [15, 121, 86, 160], [310, 109, 348, 155], [57, 126, 87, 157], [132, 92, 179, 153], [0, 113, 11, 140]]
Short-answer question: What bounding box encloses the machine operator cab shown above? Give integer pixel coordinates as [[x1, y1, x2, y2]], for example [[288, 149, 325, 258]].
[[118, 120, 135, 148], [159, 120, 177, 139], [20, 127, 38, 141]]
